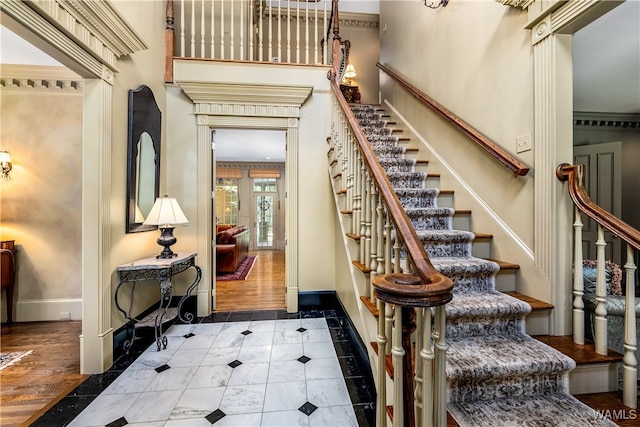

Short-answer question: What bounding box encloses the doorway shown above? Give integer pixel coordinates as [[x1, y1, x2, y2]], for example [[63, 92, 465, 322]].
[[214, 129, 287, 311]]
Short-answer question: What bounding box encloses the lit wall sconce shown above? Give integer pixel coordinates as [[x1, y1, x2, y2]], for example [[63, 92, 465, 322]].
[[343, 64, 357, 85], [0, 151, 12, 181], [142, 195, 189, 259], [424, 0, 448, 9]]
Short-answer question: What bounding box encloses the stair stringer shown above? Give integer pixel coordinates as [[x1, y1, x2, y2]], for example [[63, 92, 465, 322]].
[[383, 100, 557, 333]]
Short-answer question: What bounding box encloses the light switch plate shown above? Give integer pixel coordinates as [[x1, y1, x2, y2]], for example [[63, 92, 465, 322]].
[[516, 133, 532, 153]]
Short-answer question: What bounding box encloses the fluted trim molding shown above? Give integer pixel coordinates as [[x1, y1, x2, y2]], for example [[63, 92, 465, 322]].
[[574, 112, 640, 129], [495, 0, 535, 9]]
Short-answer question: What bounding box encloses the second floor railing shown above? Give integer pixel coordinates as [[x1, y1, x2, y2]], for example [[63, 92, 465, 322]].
[[557, 163, 638, 409]]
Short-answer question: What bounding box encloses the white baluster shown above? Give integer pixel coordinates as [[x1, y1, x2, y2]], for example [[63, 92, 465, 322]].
[[376, 299, 388, 427], [414, 308, 424, 427], [392, 306, 404, 425], [219, 0, 224, 59], [421, 307, 435, 427], [370, 186, 379, 285], [258, 1, 263, 61], [248, 0, 253, 61], [210, 0, 215, 58], [180, 0, 185, 56], [623, 244, 638, 408], [322, 0, 327, 64], [595, 224, 608, 355], [573, 206, 585, 344], [434, 305, 448, 427], [364, 170, 372, 266], [239, 0, 244, 60], [359, 165, 367, 264], [295, 2, 300, 63], [268, 3, 272, 60], [190, 0, 195, 56], [200, 0, 205, 58], [385, 301, 393, 357], [229, 0, 234, 60], [385, 213, 392, 274], [277, 2, 281, 61], [286, 2, 290, 63]]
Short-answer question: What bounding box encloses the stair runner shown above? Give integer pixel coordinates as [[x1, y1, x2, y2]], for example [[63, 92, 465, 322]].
[[350, 104, 615, 427]]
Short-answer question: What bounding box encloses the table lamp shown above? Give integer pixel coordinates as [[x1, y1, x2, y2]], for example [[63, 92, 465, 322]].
[[143, 195, 189, 258]]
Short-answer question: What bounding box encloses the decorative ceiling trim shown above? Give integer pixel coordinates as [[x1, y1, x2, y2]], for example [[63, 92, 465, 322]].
[[0, 65, 83, 92], [495, 0, 535, 9], [5, 0, 147, 73], [177, 81, 313, 107], [260, 10, 379, 28], [574, 112, 640, 129], [217, 162, 285, 170]]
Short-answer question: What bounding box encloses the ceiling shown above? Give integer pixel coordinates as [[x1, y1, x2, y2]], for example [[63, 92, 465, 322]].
[[1, 1, 637, 162]]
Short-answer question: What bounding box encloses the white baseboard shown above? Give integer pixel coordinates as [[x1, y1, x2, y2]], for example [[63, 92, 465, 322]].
[[12, 298, 83, 322]]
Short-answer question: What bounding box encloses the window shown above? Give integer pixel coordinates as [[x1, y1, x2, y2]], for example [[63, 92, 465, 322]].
[[253, 178, 277, 192], [215, 178, 239, 225]]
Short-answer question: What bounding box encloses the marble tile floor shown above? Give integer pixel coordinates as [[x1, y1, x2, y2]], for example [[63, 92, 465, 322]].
[[31, 309, 376, 427]]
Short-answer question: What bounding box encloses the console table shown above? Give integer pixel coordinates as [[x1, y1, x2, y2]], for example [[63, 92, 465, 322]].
[[1, 240, 16, 325], [115, 252, 201, 352]]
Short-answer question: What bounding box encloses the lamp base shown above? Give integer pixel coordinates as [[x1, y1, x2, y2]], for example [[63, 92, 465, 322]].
[[156, 226, 178, 259]]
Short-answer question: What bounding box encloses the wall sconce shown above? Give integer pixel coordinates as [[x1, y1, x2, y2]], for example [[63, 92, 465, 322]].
[[343, 64, 357, 85], [424, 0, 448, 9], [142, 195, 189, 258], [0, 151, 12, 181]]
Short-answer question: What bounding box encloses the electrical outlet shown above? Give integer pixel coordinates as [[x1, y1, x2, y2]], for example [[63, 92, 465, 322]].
[[60, 311, 71, 320], [516, 133, 532, 153]]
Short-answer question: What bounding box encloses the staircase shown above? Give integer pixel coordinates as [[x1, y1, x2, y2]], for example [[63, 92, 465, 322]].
[[343, 104, 618, 426]]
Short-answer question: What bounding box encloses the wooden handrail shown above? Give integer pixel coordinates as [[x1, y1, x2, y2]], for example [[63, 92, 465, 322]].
[[330, 8, 453, 306], [165, 0, 174, 83], [377, 63, 530, 177], [557, 163, 640, 251]]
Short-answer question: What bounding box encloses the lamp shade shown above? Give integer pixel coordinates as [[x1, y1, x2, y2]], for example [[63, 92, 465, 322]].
[[142, 196, 189, 226], [0, 151, 11, 163], [344, 64, 357, 79]]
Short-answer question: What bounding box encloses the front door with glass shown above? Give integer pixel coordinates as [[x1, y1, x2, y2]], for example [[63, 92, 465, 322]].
[[253, 178, 277, 249]]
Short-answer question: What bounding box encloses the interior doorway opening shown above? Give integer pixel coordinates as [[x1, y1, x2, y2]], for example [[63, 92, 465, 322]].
[[213, 129, 287, 312]]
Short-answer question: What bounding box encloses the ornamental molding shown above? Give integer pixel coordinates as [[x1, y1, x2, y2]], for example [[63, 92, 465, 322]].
[[573, 112, 640, 129], [0, 65, 83, 93], [0, 0, 147, 76], [217, 162, 285, 170], [179, 81, 313, 114], [495, 0, 535, 9], [261, 10, 378, 28]]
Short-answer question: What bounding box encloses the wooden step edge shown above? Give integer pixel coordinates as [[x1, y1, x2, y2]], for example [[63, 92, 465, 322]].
[[405, 147, 419, 152], [341, 210, 353, 216], [386, 121, 397, 125], [353, 260, 372, 274], [336, 189, 347, 195], [428, 173, 441, 178], [360, 296, 379, 317], [473, 232, 493, 240], [326, 136, 332, 144], [333, 172, 342, 179], [487, 258, 520, 271], [439, 189, 454, 195], [534, 335, 623, 365], [503, 291, 553, 311], [415, 160, 429, 165], [454, 209, 472, 215], [330, 158, 337, 166], [346, 232, 360, 241]]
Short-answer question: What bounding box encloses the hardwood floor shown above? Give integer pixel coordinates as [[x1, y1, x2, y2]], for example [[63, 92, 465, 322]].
[[215, 249, 286, 312], [0, 320, 86, 427]]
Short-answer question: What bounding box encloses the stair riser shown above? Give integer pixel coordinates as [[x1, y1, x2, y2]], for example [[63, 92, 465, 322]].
[[569, 364, 619, 394], [447, 373, 570, 403]]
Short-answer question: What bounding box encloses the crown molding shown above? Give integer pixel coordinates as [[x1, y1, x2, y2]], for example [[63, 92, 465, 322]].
[[217, 162, 285, 170], [495, 0, 535, 9], [573, 111, 640, 129], [0, 65, 83, 92], [177, 81, 313, 107]]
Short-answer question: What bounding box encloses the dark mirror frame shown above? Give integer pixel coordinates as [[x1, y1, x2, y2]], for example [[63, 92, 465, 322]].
[[126, 85, 161, 233]]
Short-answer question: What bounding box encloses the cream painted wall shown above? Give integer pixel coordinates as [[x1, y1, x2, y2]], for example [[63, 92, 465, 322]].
[[379, 0, 535, 250], [108, 0, 171, 331], [0, 90, 82, 321]]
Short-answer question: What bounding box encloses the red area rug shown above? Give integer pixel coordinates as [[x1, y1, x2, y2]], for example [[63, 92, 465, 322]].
[[216, 255, 256, 281]]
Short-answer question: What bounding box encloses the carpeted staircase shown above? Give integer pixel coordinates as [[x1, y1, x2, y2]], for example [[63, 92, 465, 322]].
[[350, 104, 616, 427]]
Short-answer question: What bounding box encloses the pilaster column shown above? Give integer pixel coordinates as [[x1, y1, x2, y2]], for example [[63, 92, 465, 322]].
[[286, 119, 299, 312], [196, 116, 213, 316]]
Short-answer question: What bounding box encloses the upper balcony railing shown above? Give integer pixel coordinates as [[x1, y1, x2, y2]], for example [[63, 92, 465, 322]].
[[165, 0, 334, 81]]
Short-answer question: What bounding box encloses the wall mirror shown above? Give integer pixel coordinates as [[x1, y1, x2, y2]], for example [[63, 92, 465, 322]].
[[126, 85, 161, 233]]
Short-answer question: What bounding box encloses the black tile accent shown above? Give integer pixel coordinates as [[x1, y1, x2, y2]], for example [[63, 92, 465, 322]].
[[339, 356, 362, 377], [241, 330, 252, 335], [299, 310, 323, 318], [106, 417, 128, 427], [296, 327, 307, 333], [251, 310, 278, 320], [345, 377, 373, 404], [206, 409, 226, 424], [297, 355, 311, 364], [330, 327, 349, 341], [326, 317, 346, 328], [201, 312, 231, 323], [298, 401, 318, 416], [184, 332, 195, 338], [155, 364, 170, 373], [28, 395, 97, 427], [228, 360, 242, 368], [227, 311, 253, 322], [354, 402, 376, 427], [66, 372, 121, 397], [276, 309, 300, 319], [333, 340, 355, 357]]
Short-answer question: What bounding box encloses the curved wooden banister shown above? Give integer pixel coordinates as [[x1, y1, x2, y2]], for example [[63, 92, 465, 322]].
[[330, 9, 453, 306], [557, 163, 640, 251], [377, 63, 530, 177]]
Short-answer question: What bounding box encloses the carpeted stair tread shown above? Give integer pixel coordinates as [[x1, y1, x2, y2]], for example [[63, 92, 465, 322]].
[[448, 393, 617, 427], [386, 171, 428, 188], [406, 207, 455, 230], [395, 188, 439, 208], [446, 334, 575, 381], [446, 290, 531, 320]]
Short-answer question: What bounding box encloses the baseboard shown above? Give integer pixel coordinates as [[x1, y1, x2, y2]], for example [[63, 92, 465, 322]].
[[12, 298, 82, 322], [571, 363, 619, 394]]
